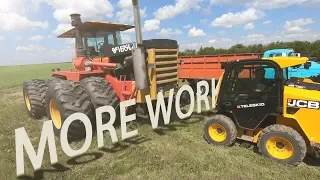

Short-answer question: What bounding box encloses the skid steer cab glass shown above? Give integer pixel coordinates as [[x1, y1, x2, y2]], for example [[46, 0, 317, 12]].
[[83, 31, 122, 57], [265, 66, 288, 81], [217, 61, 283, 130]]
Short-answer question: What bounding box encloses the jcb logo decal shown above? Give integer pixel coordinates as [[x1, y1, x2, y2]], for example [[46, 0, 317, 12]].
[[287, 99, 320, 109]]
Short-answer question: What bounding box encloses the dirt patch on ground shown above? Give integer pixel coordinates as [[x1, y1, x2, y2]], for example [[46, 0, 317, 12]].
[[0, 88, 23, 105]]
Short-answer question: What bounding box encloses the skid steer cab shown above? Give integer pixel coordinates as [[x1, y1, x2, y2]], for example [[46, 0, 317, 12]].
[[204, 57, 320, 165]]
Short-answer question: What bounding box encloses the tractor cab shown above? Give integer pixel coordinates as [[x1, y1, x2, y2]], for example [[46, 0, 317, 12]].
[[57, 20, 135, 61]]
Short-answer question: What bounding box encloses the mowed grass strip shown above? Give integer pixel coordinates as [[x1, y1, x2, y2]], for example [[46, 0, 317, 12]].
[[0, 63, 319, 180]]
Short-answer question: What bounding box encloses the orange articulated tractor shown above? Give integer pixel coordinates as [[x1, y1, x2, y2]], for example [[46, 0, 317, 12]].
[[22, 0, 180, 141]]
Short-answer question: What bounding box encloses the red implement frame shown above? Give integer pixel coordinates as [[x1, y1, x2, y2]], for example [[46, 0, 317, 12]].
[[178, 53, 262, 79]]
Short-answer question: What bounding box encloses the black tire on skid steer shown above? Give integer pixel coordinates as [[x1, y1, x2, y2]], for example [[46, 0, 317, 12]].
[[23, 79, 48, 119], [204, 114, 238, 146], [257, 124, 307, 166], [45, 80, 95, 142], [80, 77, 120, 125]]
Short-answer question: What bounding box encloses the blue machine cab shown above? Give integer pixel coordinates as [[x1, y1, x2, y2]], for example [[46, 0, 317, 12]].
[[263, 49, 320, 79]]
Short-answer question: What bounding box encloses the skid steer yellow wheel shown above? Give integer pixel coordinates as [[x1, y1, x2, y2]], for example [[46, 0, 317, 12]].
[[204, 114, 237, 146], [265, 137, 294, 160], [208, 123, 227, 142], [257, 124, 307, 165]]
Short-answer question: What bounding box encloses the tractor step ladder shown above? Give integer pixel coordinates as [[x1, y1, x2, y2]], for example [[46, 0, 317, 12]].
[[120, 75, 130, 97], [239, 135, 254, 142]]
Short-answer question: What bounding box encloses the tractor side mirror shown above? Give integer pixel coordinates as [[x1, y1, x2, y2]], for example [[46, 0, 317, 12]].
[[304, 62, 311, 69]]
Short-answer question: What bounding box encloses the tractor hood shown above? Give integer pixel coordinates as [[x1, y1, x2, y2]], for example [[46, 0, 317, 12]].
[[103, 39, 178, 57], [286, 77, 320, 91], [105, 42, 138, 57], [284, 78, 320, 106]]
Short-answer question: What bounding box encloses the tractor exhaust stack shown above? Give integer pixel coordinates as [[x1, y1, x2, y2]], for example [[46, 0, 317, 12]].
[[131, 0, 149, 90], [70, 13, 86, 57], [132, 0, 143, 44]]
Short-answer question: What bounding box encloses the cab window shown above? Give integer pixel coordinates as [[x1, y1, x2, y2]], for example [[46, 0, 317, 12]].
[[264, 67, 275, 79], [221, 63, 280, 105], [116, 31, 123, 45], [107, 34, 115, 45], [83, 31, 121, 57]]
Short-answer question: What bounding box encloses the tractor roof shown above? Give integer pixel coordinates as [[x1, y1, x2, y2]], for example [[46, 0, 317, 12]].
[[263, 57, 309, 68], [57, 21, 135, 38]]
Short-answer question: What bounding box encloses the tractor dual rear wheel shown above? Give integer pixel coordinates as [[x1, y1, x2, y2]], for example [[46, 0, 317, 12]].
[[45, 80, 95, 142], [204, 114, 238, 146], [80, 77, 120, 125], [23, 79, 48, 119], [257, 124, 307, 165], [46, 76, 65, 86]]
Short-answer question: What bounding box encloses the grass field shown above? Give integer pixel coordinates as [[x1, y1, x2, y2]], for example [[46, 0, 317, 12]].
[[0, 63, 320, 180]]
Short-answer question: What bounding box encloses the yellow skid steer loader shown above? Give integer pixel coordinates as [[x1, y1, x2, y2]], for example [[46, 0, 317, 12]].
[[204, 57, 320, 165]]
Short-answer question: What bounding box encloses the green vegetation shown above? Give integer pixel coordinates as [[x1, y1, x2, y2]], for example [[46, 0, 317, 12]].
[[0, 62, 72, 90], [179, 40, 320, 60], [0, 63, 320, 180]]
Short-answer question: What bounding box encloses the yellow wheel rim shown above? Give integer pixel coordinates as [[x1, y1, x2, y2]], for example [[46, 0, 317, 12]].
[[24, 92, 31, 111], [208, 123, 227, 142], [49, 99, 62, 129], [266, 136, 294, 160]]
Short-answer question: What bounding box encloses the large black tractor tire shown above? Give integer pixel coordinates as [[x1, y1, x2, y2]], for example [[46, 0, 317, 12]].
[[204, 114, 238, 146], [45, 80, 95, 142], [257, 124, 307, 166], [46, 76, 65, 86], [23, 79, 48, 119], [80, 77, 120, 125]]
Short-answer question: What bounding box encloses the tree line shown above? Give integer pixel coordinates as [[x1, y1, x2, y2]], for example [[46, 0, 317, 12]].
[[178, 40, 320, 60]]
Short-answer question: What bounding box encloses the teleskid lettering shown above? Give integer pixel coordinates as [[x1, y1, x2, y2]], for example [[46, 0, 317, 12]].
[[112, 43, 137, 54], [15, 79, 219, 177], [287, 99, 320, 109], [237, 103, 265, 108]]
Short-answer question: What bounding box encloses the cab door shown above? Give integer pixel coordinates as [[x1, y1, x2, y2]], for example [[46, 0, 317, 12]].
[[217, 60, 283, 130]]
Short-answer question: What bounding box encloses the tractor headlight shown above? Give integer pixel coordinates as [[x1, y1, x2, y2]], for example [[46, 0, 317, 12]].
[[83, 59, 92, 66], [85, 66, 92, 71], [83, 59, 92, 71]]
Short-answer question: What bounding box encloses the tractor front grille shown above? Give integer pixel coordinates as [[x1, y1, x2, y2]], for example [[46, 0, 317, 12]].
[[154, 49, 179, 93]]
